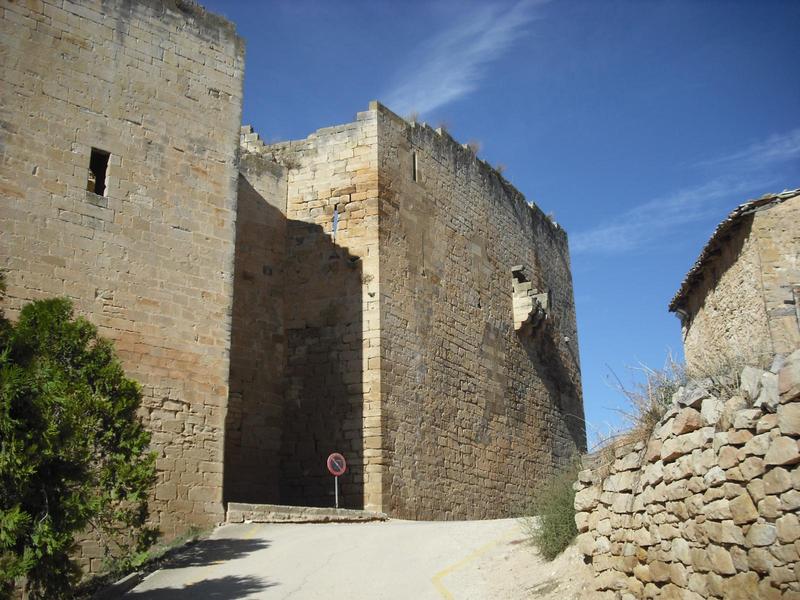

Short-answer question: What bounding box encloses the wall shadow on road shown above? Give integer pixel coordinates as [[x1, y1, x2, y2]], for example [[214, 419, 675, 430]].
[[128, 575, 277, 599], [162, 538, 271, 569]]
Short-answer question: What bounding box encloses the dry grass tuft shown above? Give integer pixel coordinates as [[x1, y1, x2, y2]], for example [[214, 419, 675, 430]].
[[280, 155, 302, 170], [686, 350, 772, 402], [608, 353, 686, 446], [585, 349, 775, 485], [465, 139, 481, 154]]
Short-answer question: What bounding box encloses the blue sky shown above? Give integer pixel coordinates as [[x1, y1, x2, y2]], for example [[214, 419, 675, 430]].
[[203, 0, 800, 447]]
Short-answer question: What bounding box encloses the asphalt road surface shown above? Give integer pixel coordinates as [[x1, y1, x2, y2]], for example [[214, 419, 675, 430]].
[[126, 517, 529, 599]]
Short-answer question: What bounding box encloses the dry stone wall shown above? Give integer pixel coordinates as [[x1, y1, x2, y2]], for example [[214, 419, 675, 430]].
[[575, 350, 800, 599], [0, 0, 243, 571], [376, 103, 585, 520]]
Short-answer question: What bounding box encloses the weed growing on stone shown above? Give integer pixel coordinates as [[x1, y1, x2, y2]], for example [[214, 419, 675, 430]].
[[277, 154, 301, 170], [465, 139, 481, 154], [686, 350, 772, 403], [521, 466, 579, 561], [610, 353, 686, 445]]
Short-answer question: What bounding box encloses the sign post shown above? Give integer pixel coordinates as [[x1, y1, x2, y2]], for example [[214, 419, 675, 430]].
[[326, 452, 347, 509]]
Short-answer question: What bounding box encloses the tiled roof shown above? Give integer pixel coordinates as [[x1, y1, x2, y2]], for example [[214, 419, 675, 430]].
[[668, 188, 800, 312]]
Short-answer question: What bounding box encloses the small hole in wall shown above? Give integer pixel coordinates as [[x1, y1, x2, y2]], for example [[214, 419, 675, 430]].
[[87, 147, 110, 196], [412, 151, 418, 182]]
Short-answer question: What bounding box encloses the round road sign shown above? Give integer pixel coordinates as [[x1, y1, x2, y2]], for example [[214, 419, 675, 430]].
[[327, 452, 347, 476]]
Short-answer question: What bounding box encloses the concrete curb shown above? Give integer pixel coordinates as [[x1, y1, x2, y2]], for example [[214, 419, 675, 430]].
[[226, 502, 389, 524], [91, 571, 144, 599]]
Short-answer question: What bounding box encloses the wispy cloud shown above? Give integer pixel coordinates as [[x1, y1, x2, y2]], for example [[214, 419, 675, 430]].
[[696, 128, 800, 170], [571, 127, 800, 255], [382, 0, 545, 116], [570, 177, 770, 255]]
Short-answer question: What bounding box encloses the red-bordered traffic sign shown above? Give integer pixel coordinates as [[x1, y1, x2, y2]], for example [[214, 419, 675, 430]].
[[327, 452, 347, 477]]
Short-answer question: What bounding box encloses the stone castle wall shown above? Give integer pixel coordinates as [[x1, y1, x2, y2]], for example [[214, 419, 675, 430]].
[[0, 0, 244, 571], [224, 149, 287, 503], [231, 111, 384, 511], [226, 104, 585, 518], [3, 0, 587, 574], [376, 104, 585, 519], [681, 195, 800, 370], [575, 350, 800, 599]]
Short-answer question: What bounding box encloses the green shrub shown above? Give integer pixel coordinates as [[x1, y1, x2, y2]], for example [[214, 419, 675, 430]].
[[522, 467, 578, 561], [0, 295, 157, 599]]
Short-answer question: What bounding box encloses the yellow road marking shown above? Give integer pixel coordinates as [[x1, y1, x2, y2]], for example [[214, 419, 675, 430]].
[[431, 528, 518, 600], [242, 522, 263, 539]]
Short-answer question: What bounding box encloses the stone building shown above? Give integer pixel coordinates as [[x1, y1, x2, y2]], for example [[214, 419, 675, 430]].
[[669, 190, 800, 371], [0, 0, 585, 563], [228, 104, 586, 519]]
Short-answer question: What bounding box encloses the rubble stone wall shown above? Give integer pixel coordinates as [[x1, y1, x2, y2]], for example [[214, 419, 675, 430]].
[[753, 197, 800, 357], [376, 103, 585, 520], [680, 216, 772, 370], [575, 350, 800, 599], [0, 0, 244, 571], [682, 195, 800, 370]]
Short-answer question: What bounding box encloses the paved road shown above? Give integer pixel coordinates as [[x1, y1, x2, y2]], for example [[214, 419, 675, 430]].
[[127, 518, 528, 599]]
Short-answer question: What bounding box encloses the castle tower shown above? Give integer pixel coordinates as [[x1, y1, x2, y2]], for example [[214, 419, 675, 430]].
[[228, 103, 586, 518]]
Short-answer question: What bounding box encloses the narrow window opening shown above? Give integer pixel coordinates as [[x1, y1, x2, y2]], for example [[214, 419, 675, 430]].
[[88, 148, 110, 196], [412, 151, 418, 182]]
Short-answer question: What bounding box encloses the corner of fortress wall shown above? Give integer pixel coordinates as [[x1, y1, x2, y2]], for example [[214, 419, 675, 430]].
[[225, 103, 585, 518], [374, 101, 585, 519], [227, 108, 385, 511]]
